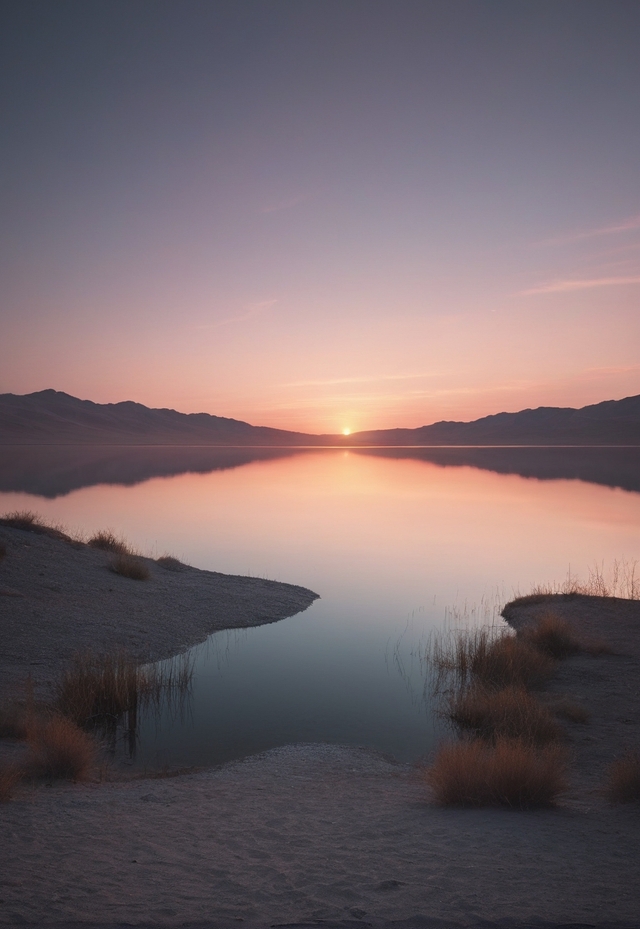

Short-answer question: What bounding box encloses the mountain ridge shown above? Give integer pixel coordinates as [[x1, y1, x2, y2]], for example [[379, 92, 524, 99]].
[[1, 389, 639, 446]]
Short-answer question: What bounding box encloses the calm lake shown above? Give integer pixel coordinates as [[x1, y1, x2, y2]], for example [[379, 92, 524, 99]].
[[1, 445, 639, 768]]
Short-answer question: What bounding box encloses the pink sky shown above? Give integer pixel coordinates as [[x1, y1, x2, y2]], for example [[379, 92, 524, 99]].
[[1, 3, 639, 433]]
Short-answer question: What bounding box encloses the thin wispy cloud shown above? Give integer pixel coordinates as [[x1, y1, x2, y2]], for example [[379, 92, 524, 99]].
[[402, 382, 536, 400], [539, 214, 640, 247], [195, 300, 277, 329], [584, 363, 640, 376], [265, 381, 539, 415], [520, 276, 640, 296], [282, 372, 440, 389]]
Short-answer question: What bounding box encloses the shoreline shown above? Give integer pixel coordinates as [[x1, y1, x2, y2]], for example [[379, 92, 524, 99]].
[[1, 529, 639, 926], [502, 592, 640, 804], [0, 522, 318, 700]]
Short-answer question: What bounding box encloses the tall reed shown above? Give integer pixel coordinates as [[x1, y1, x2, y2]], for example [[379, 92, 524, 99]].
[[55, 650, 193, 733]]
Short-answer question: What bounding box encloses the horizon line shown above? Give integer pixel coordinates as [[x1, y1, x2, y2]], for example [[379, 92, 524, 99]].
[[1, 387, 639, 437]]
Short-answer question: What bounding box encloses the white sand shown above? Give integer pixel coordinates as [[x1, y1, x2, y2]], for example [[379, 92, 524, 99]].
[[1, 742, 639, 928], [1, 526, 639, 928]]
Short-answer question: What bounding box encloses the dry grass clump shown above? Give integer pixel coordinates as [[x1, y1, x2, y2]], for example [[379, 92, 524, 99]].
[[519, 611, 582, 659], [88, 529, 133, 554], [26, 714, 95, 781], [0, 510, 48, 532], [511, 559, 640, 602], [0, 653, 192, 788], [449, 686, 563, 745], [606, 752, 640, 803], [426, 737, 567, 808], [109, 553, 150, 581], [471, 634, 555, 690], [425, 620, 570, 809], [88, 531, 150, 578], [56, 650, 149, 728], [0, 510, 71, 541], [0, 764, 22, 802], [55, 650, 193, 731], [156, 554, 183, 571], [426, 627, 555, 693]]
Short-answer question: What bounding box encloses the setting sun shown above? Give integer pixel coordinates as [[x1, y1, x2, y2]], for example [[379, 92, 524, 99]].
[[342, 428, 351, 436]]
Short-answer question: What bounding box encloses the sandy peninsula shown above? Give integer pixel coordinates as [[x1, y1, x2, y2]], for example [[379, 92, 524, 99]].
[[1, 524, 639, 928], [0, 523, 318, 700]]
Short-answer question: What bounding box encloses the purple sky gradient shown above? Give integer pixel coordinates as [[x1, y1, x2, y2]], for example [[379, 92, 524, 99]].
[[1, 1, 639, 432]]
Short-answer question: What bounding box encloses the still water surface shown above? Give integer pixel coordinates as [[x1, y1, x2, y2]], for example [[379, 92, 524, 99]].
[[1, 447, 639, 767]]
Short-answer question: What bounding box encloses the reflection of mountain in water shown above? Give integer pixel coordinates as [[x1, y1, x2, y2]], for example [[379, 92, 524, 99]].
[[0, 444, 639, 499], [356, 446, 640, 494], [0, 446, 302, 498]]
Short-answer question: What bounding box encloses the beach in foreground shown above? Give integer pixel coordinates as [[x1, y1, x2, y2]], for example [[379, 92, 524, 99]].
[[0, 525, 639, 928]]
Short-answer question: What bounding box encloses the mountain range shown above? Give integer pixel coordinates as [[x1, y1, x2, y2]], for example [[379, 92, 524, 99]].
[[1, 389, 639, 446]]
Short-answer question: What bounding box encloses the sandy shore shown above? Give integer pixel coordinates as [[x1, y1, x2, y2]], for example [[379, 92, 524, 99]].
[[1, 740, 639, 929], [0, 524, 318, 699], [502, 594, 640, 802], [1, 525, 639, 928]]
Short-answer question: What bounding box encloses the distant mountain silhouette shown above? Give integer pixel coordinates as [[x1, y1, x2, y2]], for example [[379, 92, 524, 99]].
[[0, 389, 325, 445], [1, 389, 639, 446], [350, 395, 640, 446]]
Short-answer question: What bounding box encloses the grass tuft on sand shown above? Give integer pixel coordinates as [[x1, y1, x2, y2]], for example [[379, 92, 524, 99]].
[[473, 635, 556, 690], [426, 737, 567, 808], [26, 714, 95, 781], [509, 559, 639, 603], [88, 529, 134, 555], [0, 510, 49, 532], [0, 651, 193, 793], [156, 554, 184, 571], [87, 530, 150, 579], [449, 685, 563, 745], [425, 627, 556, 694], [109, 553, 150, 581], [606, 752, 640, 803], [421, 601, 609, 807], [0, 510, 72, 542], [519, 611, 582, 658]]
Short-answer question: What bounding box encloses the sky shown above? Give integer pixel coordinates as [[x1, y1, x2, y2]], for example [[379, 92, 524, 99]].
[[1, 0, 639, 434]]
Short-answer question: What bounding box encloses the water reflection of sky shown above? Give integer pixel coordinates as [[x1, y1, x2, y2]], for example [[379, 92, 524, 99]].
[[1, 449, 639, 767]]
